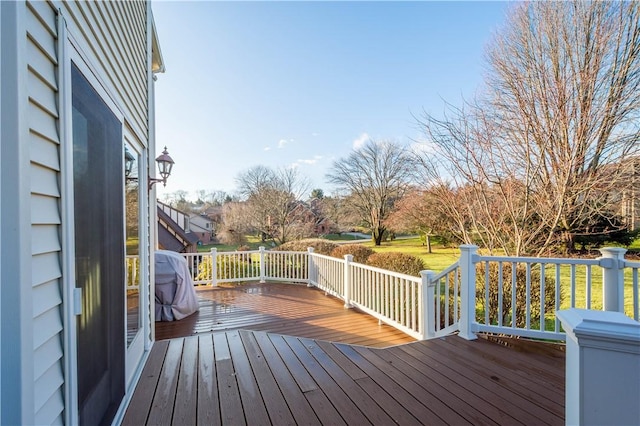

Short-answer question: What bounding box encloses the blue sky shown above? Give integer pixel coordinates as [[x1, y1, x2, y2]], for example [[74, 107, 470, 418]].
[[152, 1, 509, 200]]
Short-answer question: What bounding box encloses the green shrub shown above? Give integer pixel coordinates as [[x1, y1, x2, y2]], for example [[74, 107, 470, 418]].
[[366, 252, 426, 277], [476, 262, 560, 329], [274, 238, 338, 255], [330, 244, 375, 264], [196, 255, 259, 283]]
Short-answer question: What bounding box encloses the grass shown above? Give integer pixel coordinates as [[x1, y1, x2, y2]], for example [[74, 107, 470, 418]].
[[322, 233, 366, 241], [361, 237, 460, 272]]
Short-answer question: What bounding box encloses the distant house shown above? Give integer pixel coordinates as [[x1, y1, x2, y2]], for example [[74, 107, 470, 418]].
[[1, 2, 164, 424], [189, 213, 215, 244], [157, 201, 199, 252]]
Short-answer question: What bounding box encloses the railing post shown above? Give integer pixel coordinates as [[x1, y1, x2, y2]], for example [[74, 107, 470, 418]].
[[210, 248, 218, 286], [421, 270, 436, 340], [343, 254, 353, 308], [259, 246, 266, 283], [557, 309, 640, 426], [307, 247, 314, 287], [459, 245, 478, 340], [598, 247, 626, 312]]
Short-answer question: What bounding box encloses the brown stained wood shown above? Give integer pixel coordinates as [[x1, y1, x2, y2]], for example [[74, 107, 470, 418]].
[[246, 334, 320, 425], [225, 331, 271, 425], [314, 340, 421, 425], [334, 343, 455, 426], [376, 345, 504, 425], [172, 337, 198, 425], [147, 339, 183, 425], [196, 334, 221, 426], [267, 334, 321, 393], [438, 337, 565, 404], [155, 282, 415, 348], [214, 333, 246, 426], [239, 331, 297, 425], [427, 337, 565, 415], [265, 334, 343, 425], [408, 338, 562, 425], [381, 344, 505, 425], [124, 331, 565, 426], [296, 337, 398, 425], [282, 335, 373, 425], [122, 340, 169, 426], [448, 334, 565, 388]]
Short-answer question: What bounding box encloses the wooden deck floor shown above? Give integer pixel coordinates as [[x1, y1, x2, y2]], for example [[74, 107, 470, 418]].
[[123, 330, 565, 425], [155, 282, 416, 347]]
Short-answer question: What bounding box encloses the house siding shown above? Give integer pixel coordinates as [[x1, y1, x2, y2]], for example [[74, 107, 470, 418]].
[[21, 0, 152, 423], [61, 0, 148, 142], [26, 1, 64, 423]]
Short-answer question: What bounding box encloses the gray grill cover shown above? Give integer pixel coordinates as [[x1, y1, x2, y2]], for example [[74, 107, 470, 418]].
[[154, 250, 199, 321]]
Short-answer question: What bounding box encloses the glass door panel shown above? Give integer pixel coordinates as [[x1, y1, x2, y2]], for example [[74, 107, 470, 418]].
[[124, 144, 141, 347]]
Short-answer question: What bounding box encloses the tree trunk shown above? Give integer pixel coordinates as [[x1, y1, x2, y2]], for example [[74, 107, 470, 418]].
[[372, 228, 384, 246], [564, 232, 576, 255], [426, 233, 432, 254]]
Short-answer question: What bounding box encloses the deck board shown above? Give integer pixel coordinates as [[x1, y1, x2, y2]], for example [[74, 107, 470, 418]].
[[124, 331, 564, 425], [154, 283, 416, 347], [126, 282, 565, 425]]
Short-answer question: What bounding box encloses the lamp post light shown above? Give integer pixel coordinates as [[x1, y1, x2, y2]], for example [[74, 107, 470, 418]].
[[149, 146, 175, 189]]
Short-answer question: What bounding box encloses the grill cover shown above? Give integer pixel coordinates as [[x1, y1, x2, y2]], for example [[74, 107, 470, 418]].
[[154, 250, 199, 321]]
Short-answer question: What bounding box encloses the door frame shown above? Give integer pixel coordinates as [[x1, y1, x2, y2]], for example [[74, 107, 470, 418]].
[[59, 16, 152, 424], [123, 128, 151, 388]]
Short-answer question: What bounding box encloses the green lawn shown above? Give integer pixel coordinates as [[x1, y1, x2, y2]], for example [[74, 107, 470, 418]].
[[361, 237, 461, 272], [322, 233, 366, 241]]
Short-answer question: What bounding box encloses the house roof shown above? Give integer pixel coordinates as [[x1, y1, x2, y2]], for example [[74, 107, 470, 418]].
[[157, 207, 199, 252], [151, 16, 165, 73]]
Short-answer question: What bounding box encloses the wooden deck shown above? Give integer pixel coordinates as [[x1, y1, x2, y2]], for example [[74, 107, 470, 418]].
[[155, 282, 416, 347], [123, 282, 566, 425], [123, 330, 565, 425]]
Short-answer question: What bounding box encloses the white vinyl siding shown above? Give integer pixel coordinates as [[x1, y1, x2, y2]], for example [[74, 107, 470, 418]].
[[22, 0, 152, 422], [61, 0, 148, 143], [26, 0, 64, 423]]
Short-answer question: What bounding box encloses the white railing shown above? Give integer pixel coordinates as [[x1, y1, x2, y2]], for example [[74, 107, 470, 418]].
[[125, 255, 140, 291], [307, 250, 425, 339], [131, 244, 640, 342], [424, 261, 461, 339], [307, 250, 345, 299], [347, 260, 424, 340], [264, 250, 308, 283], [462, 246, 639, 341]]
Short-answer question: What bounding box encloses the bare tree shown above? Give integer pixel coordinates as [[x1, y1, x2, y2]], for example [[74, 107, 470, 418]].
[[385, 187, 459, 252], [235, 166, 311, 244], [326, 140, 417, 245], [419, 1, 640, 255], [219, 201, 250, 246]]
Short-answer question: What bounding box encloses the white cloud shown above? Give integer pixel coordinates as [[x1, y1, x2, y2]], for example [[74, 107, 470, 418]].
[[264, 146, 272, 151], [352, 132, 370, 149], [410, 138, 437, 155], [278, 139, 288, 149], [294, 155, 323, 166], [312, 132, 319, 137]]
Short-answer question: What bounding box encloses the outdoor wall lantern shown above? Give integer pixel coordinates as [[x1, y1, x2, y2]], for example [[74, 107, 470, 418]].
[[125, 146, 175, 190], [149, 146, 175, 190], [124, 148, 135, 179]]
